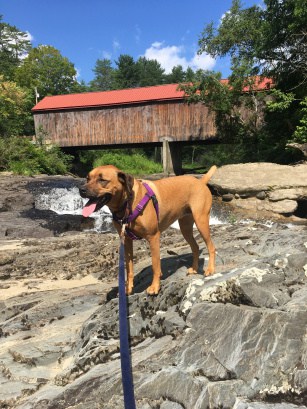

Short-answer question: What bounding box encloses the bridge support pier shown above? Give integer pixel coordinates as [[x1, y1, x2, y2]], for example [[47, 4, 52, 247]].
[[162, 139, 182, 175]]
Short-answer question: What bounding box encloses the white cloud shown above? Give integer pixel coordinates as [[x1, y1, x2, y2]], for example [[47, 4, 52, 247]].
[[191, 52, 216, 71], [25, 31, 34, 43], [144, 42, 215, 73]]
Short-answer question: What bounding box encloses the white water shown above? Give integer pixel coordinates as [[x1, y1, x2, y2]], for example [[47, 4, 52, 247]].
[[35, 186, 225, 232], [35, 186, 113, 232]]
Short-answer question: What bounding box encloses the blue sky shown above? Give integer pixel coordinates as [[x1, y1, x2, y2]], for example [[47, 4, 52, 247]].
[[1, 0, 261, 84]]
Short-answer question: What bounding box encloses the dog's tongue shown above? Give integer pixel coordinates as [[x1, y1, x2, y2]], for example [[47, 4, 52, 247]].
[[82, 200, 97, 217]]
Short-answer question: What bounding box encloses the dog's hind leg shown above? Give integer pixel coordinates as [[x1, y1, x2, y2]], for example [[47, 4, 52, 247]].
[[178, 215, 199, 274], [193, 212, 216, 277]]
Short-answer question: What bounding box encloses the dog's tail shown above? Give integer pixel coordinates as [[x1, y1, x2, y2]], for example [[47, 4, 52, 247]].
[[201, 165, 217, 184]]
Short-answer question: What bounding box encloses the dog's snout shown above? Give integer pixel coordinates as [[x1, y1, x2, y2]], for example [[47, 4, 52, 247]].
[[79, 185, 87, 197]]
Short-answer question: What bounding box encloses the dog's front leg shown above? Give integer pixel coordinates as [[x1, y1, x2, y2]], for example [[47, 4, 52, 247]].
[[147, 233, 162, 295], [124, 237, 134, 295]]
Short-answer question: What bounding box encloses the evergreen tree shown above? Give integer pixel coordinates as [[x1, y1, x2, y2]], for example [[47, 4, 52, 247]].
[[89, 58, 115, 91], [114, 54, 139, 89], [136, 57, 165, 87], [165, 65, 186, 84]]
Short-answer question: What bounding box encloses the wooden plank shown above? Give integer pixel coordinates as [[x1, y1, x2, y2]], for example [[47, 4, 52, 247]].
[[33, 101, 217, 147]]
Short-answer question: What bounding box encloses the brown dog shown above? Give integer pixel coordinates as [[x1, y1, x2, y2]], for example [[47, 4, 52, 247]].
[[80, 165, 216, 295]]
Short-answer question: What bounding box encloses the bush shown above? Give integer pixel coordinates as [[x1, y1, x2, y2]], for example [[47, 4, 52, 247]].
[[0, 137, 72, 175], [93, 151, 162, 175]]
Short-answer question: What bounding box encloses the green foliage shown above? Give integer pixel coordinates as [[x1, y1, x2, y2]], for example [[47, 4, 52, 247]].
[[164, 65, 186, 83], [0, 137, 72, 175], [89, 59, 116, 91], [293, 97, 307, 143], [0, 15, 32, 80], [181, 71, 232, 112], [266, 89, 295, 112], [0, 75, 33, 137], [15, 45, 79, 98], [93, 150, 162, 176], [114, 54, 140, 89], [135, 57, 165, 87], [199, 1, 263, 67], [182, 0, 307, 161], [90, 55, 198, 91]]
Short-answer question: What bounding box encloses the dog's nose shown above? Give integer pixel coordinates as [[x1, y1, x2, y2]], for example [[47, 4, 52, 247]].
[[79, 186, 87, 197]]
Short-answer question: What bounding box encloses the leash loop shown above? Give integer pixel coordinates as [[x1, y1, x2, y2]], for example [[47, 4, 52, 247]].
[[118, 241, 136, 409]]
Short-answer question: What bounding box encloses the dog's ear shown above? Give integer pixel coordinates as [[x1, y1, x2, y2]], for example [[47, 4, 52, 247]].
[[118, 171, 134, 196]]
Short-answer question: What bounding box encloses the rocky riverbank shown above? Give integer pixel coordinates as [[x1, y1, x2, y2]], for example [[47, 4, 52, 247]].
[[210, 163, 307, 221], [0, 164, 306, 409]]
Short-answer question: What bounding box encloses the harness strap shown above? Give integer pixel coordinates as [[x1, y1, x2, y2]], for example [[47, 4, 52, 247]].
[[127, 183, 159, 223], [113, 182, 159, 241]]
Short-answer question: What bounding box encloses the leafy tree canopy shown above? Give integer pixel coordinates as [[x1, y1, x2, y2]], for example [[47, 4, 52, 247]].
[[15, 45, 79, 98], [0, 75, 32, 137], [182, 0, 307, 159], [199, 0, 307, 89], [0, 15, 32, 80]]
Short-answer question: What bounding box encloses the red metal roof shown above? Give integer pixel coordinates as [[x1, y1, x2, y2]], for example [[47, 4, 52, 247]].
[[32, 83, 184, 112], [32, 78, 274, 112], [220, 76, 273, 92]]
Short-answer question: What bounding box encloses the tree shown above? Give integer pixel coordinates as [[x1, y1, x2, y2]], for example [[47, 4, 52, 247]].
[[0, 75, 32, 137], [165, 65, 186, 83], [182, 0, 307, 162], [114, 54, 139, 89], [0, 15, 32, 80], [185, 67, 196, 83], [135, 57, 165, 87], [15, 45, 79, 98], [89, 58, 116, 91]]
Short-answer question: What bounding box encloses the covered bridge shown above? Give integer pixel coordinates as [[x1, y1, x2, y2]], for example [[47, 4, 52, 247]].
[[32, 79, 273, 174], [32, 83, 217, 174]]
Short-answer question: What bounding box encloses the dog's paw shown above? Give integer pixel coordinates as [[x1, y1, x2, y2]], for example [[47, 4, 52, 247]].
[[146, 284, 160, 295], [204, 267, 215, 277], [187, 267, 197, 275], [125, 282, 134, 295]]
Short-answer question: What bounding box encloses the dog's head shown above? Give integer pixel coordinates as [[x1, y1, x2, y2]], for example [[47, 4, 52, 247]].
[[79, 165, 134, 217]]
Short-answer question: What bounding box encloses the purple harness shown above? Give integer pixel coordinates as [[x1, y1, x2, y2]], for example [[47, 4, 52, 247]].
[[112, 183, 159, 240]]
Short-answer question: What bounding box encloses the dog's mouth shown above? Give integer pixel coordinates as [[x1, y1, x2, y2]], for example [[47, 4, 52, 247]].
[[82, 194, 112, 217]]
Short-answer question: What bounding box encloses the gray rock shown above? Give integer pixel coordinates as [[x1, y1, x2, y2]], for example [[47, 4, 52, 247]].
[[160, 402, 184, 409], [256, 191, 266, 200], [223, 193, 234, 202], [268, 188, 307, 202], [267, 199, 298, 214], [210, 163, 307, 194], [209, 163, 307, 219], [1, 171, 307, 409]]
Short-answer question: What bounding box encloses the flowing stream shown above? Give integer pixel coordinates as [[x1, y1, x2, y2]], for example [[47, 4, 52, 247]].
[[35, 186, 226, 232]]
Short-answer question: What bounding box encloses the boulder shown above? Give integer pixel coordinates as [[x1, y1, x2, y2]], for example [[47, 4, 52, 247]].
[[209, 163, 307, 219]]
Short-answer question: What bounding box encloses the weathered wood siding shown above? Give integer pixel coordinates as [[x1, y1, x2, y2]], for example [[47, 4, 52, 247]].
[[33, 100, 216, 147]]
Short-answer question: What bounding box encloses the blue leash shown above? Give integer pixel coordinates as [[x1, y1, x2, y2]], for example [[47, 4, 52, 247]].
[[119, 240, 136, 409]]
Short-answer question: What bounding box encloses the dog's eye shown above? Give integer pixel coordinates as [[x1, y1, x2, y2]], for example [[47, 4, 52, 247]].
[[99, 178, 108, 186]]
